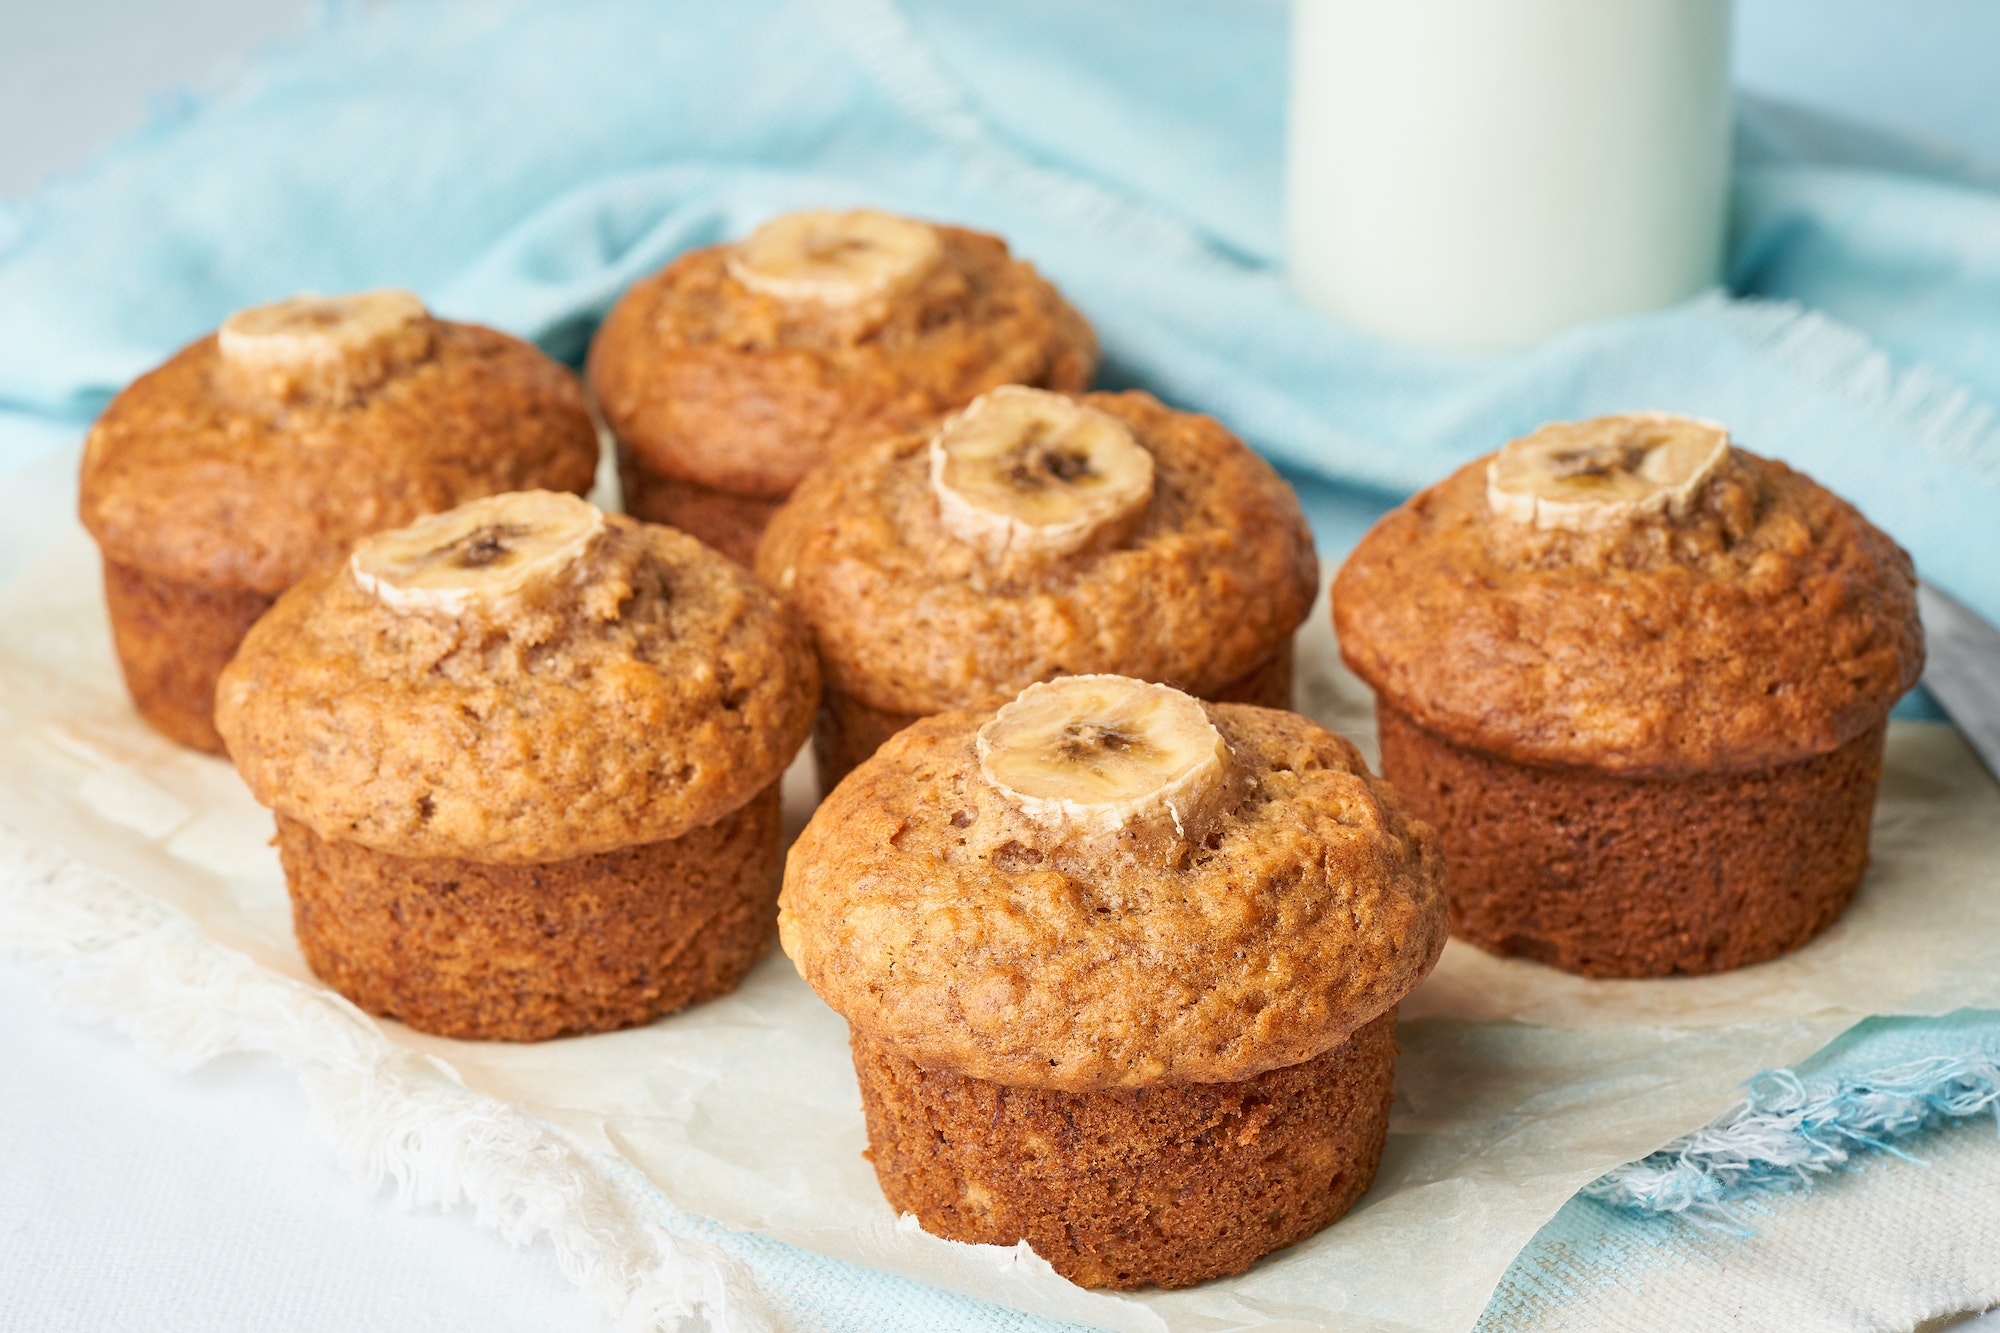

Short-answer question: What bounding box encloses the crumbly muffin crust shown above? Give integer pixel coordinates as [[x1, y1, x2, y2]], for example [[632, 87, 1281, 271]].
[[587, 224, 1097, 499], [780, 703, 1446, 1092], [1332, 449, 1923, 775], [79, 321, 600, 594], [853, 1008, 1397, 1289], [757, 391, 1320, 718], [216, 515, 818, 863]]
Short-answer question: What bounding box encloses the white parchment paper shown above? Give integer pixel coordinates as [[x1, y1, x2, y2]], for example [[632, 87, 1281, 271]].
[[3, 521, 1996, 1333]]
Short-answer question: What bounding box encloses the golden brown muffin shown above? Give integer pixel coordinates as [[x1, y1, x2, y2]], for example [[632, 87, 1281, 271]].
[[216, 491, 819, 1040], [586, 209, 1098, 563], [79, 291, 600, 754], [757, 388, 1319, 792], [781, 678, 1447, 1287], [1332, 413, 1925, 977]]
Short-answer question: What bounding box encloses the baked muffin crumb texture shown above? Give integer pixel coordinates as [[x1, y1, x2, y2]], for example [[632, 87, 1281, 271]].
[[217, 513, 819, 863], [781, 702, 1445, 1091], [759, 390, 1320, 719], [1333, 447, 1923, 774]]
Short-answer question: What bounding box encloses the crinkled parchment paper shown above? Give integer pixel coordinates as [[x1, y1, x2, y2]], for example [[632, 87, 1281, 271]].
[[2, 515, 1996, 1333]]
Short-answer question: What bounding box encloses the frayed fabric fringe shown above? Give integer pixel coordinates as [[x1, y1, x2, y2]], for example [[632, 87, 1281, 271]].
[[0, 827, 779, 1333], [1587, 1054, 2000, 1219], [1715, 293, 2000, 483]]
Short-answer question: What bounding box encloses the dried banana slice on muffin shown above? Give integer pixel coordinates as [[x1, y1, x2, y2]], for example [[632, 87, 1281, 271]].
[[929, 386, 1155, 559], [218, 289, 434, 405], [1486, 411, 1728, 532], [351, 490, 606, 616], [976, 675, 1227, 839], [725, 209, 945, 308]]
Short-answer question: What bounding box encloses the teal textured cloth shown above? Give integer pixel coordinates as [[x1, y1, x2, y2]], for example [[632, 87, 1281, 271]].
[[5, 3, 2000, 1327], [1483, 1010, 2000, 1329]]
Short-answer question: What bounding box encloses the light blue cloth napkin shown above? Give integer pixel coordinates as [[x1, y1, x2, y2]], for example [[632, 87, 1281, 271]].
[[5, 1, 2000, 1327], [3, 0, 1999, 621], [1484, 1009, 2000, 1327]]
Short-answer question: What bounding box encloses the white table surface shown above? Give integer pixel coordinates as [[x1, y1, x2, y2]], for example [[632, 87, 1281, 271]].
[[3, 3, 1998, 1331]]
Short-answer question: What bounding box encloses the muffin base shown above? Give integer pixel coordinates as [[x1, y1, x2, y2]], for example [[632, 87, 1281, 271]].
[[274, 784, 782, 1040], [1376, 703, 1884, 977], [619, 447, 781, 565], [812, 642, 1296, 796], [101, 558, 275, 755], [852, 1006, 1397, 1290]]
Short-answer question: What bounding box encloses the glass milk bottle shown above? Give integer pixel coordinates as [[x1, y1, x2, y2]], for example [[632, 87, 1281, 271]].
[[1286, 0, 1734, 350]]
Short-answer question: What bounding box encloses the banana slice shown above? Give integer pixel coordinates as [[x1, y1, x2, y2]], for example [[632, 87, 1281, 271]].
[[977, 675, 1230, 840], [1487, 412, 1730, 533], [726, 209, 944, 308], [930, 387, 1155, 560], [217, 289, 432, 403], [351, 490, 605, 617]]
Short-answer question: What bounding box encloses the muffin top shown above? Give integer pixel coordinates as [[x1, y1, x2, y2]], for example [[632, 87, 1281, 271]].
[[215, 492, 819, 864], [756, 389, 1320, 716], [779, 677, 1447, 1092], [586, 210, 1098, 498], [1332, 414, 1924, 775], [80, 292, 600, 594]]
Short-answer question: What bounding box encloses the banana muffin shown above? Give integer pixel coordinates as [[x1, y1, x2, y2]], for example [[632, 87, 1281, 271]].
[[79, 290, 599, 754], [586, 208, 1097, 563], [756, 387, 1319, 793], [215, 490, 818, 1040], [1332, 412, 1925, 978], [781, 675, 1448, 1289]]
